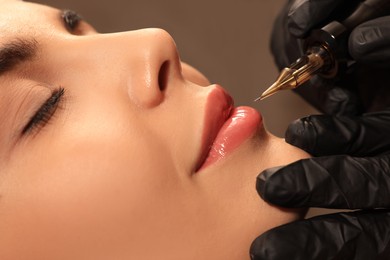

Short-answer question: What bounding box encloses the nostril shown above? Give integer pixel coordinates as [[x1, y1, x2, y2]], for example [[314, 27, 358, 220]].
[[158, 61, 170, 92]]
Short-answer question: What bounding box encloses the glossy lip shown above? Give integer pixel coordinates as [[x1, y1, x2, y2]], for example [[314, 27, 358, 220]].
[[195, 85, 262, 172], [195, 85, 234, 172]]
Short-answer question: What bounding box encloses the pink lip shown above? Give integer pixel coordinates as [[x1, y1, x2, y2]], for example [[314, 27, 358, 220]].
[[196, 85, 262, 172]]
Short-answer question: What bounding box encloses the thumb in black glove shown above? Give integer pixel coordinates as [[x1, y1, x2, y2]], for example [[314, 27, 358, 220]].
[[250, 108, 390, 260]]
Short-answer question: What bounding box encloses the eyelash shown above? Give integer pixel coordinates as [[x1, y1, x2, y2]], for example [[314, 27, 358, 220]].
[[22, 88, 65, 135], [61, 10, 82, 31]]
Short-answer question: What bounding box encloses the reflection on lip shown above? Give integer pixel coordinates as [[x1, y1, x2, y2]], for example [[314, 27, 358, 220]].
[[195, 85, 262, 172]]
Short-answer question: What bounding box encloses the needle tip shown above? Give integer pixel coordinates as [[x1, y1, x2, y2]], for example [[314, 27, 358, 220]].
[[254, 67, 297, 101], [254, 96, 262, 102], [255, 84, 281, 101]]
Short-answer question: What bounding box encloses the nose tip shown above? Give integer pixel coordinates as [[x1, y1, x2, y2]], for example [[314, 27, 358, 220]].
[[129, 28, 182, 108]]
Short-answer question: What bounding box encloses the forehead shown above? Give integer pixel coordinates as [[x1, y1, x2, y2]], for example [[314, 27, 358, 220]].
[[0, 0, 60, 43]]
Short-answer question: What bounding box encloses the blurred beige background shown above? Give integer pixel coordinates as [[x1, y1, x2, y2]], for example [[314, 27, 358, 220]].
[[33, 0, 328, 217], [33, 0, 318, 137]]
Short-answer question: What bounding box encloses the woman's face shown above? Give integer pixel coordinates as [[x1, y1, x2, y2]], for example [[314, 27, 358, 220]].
[[0, 1, 309, 259]]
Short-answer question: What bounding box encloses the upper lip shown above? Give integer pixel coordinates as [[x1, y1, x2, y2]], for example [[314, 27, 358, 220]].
[[195, 85, 234, 171]]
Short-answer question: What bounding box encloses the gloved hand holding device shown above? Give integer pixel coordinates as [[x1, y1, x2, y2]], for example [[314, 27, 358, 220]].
[[269, 0, 390, 115], [250, 0, 390, 259]]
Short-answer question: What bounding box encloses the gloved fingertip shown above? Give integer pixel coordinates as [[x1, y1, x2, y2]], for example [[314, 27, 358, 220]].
[[256, 166, 284, 200], [249, 234, 269, 260], [285, 117, 316, 153], [250, 229, 287, 260], [287, 19, 307, 38], [256, 163, 309, 207], [250, 224, 306, 260], [349, 18, 389, 61], [349, 25, 371, 60], [287, 0, 311, 37]]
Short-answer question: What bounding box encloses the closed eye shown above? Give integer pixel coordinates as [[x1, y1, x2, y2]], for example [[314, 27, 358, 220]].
[[22, 87, 65, 135], [61, 9, 83, 33]]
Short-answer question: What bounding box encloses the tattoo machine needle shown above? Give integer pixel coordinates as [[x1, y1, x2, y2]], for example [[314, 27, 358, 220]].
[[255, 0, 390, 101]]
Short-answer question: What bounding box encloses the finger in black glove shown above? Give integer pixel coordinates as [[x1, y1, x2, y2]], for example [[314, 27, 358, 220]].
[[259, 109, 390, 209], [251, 108, 390, 259], [250, 210, 390, 260]]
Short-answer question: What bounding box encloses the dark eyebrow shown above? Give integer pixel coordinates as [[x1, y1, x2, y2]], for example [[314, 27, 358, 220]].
[[0, 38, 38, 76]]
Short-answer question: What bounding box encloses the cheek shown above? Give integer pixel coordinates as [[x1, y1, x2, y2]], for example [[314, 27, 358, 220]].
[[0, 110, 181, 258], [45, 112, 179, 221], [181, 62, 210, 86]]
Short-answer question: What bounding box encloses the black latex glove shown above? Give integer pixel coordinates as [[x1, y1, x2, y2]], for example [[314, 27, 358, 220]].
[[270, 0, 390, 115], [250, 109, 390, 260]]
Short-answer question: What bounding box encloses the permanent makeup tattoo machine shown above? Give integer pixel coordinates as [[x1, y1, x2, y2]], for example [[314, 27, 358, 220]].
[[256, 0, 390, 101]]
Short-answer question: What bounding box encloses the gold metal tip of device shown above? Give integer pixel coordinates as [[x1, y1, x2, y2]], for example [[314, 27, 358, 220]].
[[254, 83, 281, 101], [254, 51, 326, 102], [254, 68, 297, 102]]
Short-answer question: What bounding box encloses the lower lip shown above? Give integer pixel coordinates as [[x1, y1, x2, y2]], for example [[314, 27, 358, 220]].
[[198, 106, 262, 171]]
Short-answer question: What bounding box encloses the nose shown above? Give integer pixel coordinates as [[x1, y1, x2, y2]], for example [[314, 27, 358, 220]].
[[125, 28, 182, 108]]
